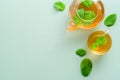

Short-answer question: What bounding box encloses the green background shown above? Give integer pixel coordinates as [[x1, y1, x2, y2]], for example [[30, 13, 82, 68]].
[[0, 0, 120, 80]]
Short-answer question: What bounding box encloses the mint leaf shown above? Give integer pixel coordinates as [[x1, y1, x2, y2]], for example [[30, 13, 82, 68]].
[[91, 42, 99, 50], [76, 8, 85, 18], [80, 58, 92, 77], [82, 11, 96, 25], [72, 15, 82, 25], [96, 36, 106, 46], [81, 0, 93, 8], [84, 11, 96, 20], [72, 9, 96, 25], [54, 2, 65, 11], [104, 14, 117, 27], [76, 49, 87, 57], [91, 36, 106, 49], [72, 9, 84, 25]]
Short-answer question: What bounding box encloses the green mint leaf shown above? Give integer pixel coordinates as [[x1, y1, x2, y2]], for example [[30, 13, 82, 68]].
[[54, 2, 65, 11], [72, 15, 82, 25], [81, 0, 93, 8], [83, 11, 96, 20], [91, 42, 99, 50], [80, 58, 92, 77], [96, 36, 106, 46], [91, 36, 106, 49], [76, 49, 87, 57], [76, 8, 85, 18], [104, 14, 117, 27], [72, 9, 96, 25]]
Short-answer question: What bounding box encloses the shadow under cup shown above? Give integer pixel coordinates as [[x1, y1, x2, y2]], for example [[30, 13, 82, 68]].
[[69, 0, 104, 30]]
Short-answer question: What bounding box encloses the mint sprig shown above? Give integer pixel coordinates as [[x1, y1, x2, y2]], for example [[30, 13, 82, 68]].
[[72, 8, 96, 26], [91, 36, 106, 49], [76, 8, 85, 18]]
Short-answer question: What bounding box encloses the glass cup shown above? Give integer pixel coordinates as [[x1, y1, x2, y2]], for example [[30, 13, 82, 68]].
[[87, 30, 112, 55], [67, 0, 104, 32]]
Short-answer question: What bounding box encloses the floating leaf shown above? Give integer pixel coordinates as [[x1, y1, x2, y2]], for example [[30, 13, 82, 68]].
[[76, 8, 85, 18], [83, 11, 96, 20], [72, 15, 82, 25], [91, 36, 106, 49], [81, 0, 93, 8]]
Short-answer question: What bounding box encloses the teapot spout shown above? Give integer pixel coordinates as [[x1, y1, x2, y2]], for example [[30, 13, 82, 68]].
[[66, 21, 79, 32]]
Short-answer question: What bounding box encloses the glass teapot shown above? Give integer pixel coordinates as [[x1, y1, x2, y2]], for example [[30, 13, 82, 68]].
[[67, 0, 104, 32]]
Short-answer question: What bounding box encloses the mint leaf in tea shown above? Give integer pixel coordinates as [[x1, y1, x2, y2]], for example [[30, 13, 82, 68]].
[[72, 8, 96, 26], [72, 15, 82, 25], [76, 8, 85, 18], [91, 36, 106, 49], [81, 0, 93, 8], [83, 11, 96, 20]]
